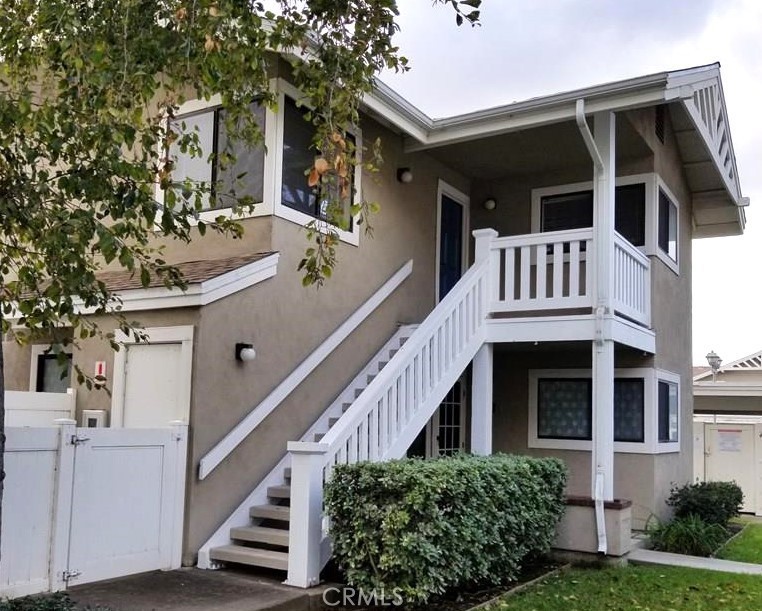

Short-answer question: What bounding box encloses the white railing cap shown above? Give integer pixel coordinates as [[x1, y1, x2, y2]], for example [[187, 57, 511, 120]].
[[288, 441, 330, 455]]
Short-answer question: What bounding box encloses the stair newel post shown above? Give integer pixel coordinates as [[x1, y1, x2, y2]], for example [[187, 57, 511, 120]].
[[473, 228, 499, 314], [285, 441, 329, 588], [470, 230, 497, 457]]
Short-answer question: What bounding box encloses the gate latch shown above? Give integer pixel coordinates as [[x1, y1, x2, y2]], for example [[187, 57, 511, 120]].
[[62, 569, 81, 583], [70, 435, 90, 446]]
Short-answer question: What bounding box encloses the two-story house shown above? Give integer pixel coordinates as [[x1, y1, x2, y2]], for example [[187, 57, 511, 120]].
[[4, 61, 747, 587]]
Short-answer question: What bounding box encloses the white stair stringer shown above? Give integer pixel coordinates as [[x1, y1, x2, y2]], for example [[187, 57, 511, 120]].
[[197, 324, 417, 569]]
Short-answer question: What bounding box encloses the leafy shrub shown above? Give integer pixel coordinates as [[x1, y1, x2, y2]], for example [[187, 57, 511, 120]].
[[324, 454, 567, 604], [667, 481, 743, 527], [648, 514, 729, 557]]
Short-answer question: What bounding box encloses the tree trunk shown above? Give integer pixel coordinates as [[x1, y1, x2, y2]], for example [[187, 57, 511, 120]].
[[0, 308, 5, 563]]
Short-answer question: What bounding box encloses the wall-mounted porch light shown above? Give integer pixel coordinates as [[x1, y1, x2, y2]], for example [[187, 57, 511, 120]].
[[235, 343, 257, 362], [396, 168, 413, 184]]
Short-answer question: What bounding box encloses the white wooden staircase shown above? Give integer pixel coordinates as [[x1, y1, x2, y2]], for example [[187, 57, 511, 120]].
[[198, 227, 653, 585], [199, 326, 417, 571]]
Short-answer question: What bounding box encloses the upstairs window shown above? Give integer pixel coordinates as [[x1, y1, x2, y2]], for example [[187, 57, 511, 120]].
[[168, 102, 266, 211], [658, 188, 678, 263], [540, 183, 646, 247], [280, 96, 354, 228]]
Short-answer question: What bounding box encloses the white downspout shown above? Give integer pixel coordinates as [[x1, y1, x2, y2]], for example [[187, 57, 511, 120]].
[[575, 98, 608, 555]]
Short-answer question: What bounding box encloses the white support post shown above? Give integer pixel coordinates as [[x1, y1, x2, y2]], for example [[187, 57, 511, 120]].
[[592, 111, 616, 502], [471, 342, 493, 455], [285, 441, 328, 588], [50, 419, 76, 591]]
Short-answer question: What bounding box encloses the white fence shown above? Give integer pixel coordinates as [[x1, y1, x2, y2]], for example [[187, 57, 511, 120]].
[[0, 420, 188, 598], [5, 390, 76, 427]]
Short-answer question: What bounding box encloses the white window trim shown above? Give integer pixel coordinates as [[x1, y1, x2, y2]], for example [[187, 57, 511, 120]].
[[530, 173, 658, 257], [110, 325, 194, 428], [272, 78, 362, 247], [656, 369, 681, 450], [528, 367, 680, 454], [654, 177, 680, 275], [435, 179, 470, 303], [154, 93, 275, 225], [29, 344, 73, 393]]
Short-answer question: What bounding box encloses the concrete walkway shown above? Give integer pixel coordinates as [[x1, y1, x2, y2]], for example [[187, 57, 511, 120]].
[[68, 568, 326, 611], [629, 548, 762, 575]]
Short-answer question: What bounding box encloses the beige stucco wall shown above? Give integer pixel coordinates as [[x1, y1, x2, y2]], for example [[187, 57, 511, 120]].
[[491, 346, 671, 530], [179, 113, 470, 562]]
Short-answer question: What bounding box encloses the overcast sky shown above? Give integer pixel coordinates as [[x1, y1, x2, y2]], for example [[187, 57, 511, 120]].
[[381, 0, 761, 366]]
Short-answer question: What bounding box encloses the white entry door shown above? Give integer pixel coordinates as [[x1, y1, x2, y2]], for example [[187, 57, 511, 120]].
[[704, 424, 756, 513], [112, 326, 194, 428]]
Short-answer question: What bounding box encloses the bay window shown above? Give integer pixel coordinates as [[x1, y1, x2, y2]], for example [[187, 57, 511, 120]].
[[529, 368, 680, 453]]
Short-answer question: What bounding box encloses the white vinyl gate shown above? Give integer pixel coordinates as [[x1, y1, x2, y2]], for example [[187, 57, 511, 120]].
[[0, 420, 188, 598]]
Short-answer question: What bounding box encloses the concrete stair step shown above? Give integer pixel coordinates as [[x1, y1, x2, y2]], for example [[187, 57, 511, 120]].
[[354, 387, 365, 399], [314, 432, 325, 442], [230, 525, 289, 547], [250, 504, 290, 522], [283, 467, 291, 480], [210, 545, 288, 571], [342, 402, 352, 412], [267, 484, 291, 499], [366, 373, 377, 384], [329, 417, 340, 428]]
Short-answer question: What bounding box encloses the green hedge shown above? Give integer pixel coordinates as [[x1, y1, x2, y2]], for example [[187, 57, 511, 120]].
[[667, 481, 743, 527], [324, 454, 567, 603]]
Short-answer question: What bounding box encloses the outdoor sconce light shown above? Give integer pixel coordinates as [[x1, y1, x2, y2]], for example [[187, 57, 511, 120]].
[[483, 198, 497, 211], [396, 168, 413, 184], [706, 350, 722, 382], [235, 343, 257, 362]]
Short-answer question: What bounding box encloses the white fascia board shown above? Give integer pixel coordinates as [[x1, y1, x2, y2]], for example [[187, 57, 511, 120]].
[[693, 383, 762, 397], [363, 82, 431, 143], [77, 253, 279, 314], [404, 85, 670, 152]]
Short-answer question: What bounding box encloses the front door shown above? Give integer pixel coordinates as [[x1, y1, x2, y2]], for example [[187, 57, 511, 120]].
[[122, 343, 185, 428], [409, 183, 469, 458], [438, 192, 464, 301]]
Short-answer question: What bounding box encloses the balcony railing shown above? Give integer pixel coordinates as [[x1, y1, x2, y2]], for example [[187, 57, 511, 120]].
[[612, 232, 651, 326], [487, 227, 650, 326]]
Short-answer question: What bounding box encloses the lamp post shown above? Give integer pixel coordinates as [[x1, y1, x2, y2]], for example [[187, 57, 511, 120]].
[[706, 350, 722, 382]]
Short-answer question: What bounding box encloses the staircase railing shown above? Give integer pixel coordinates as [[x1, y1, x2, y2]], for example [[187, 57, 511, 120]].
[[284, 230, 494, 588]]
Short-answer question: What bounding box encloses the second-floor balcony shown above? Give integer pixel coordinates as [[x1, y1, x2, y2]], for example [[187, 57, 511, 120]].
[[478, 227, 653, 351]]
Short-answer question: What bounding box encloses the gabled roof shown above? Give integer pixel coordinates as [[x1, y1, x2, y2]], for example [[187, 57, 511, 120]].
[[366, 63, 746, 238], [694, 349, 762, 381]]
